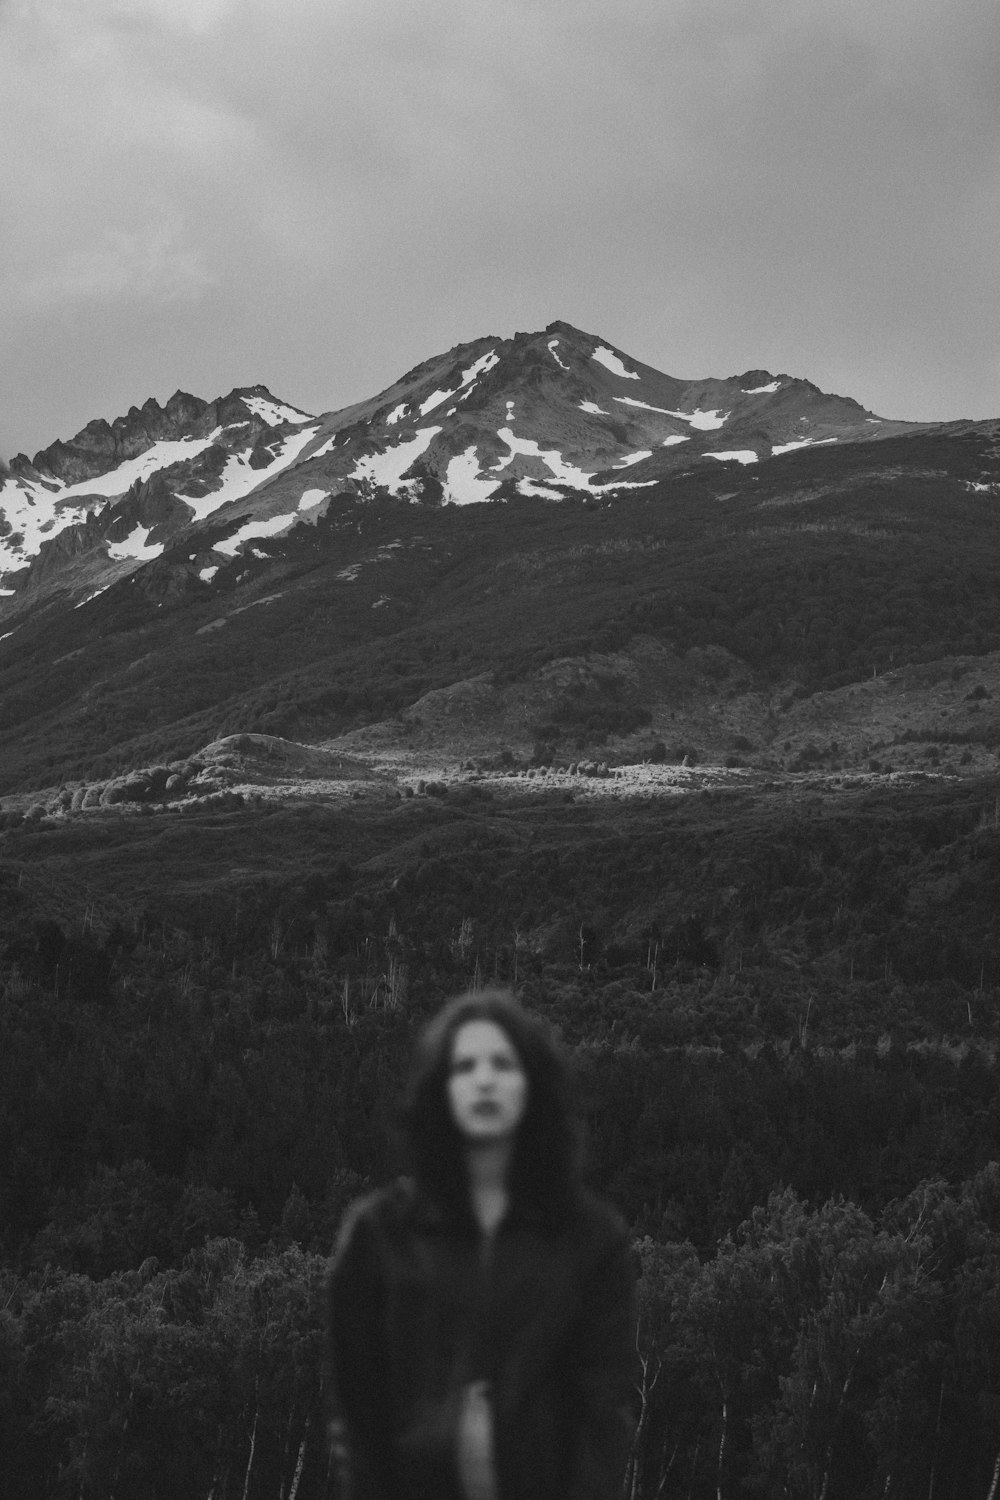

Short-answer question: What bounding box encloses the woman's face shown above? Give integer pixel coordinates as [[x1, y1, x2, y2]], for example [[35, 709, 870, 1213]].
[[447, 1019, 528, 1143]]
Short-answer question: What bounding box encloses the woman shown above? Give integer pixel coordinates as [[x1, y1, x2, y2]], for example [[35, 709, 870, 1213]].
[[327, 987, 638, 1500]]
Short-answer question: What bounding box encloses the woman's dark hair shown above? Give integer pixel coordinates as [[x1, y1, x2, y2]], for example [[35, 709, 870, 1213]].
[[399, 987, 582, 1226]]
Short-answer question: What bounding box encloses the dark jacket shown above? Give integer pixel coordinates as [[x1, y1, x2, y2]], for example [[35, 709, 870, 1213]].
[[327, 1177, 638, 1500]]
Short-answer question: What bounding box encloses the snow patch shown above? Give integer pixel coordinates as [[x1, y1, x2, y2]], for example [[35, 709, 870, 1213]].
[[418, 349, 499, 417], [178, 426, 320, 521], [742, 380, 781, 394], [297, 488, 328, 510], [464, 348, 500, 382], [352, 427, 441, 492], [771, 438, 838, 455], [592, 346, 640, 380], [213, 512, 298, 556], [706, 450, 758, 465], [385, 403, 408, 425], [0, 629, 16, 640], [445, 448, 500, 506], [74, 585, 111, 608], [488, 427, 662, 496], [613, 396, 674, 414], [492, 428, 594, 488], [662, 435, 689, 446], [309, 435, 338, 459], [241, 395, 313, 427], [418, 387, 453, 418], [518, 480, 566, 499], [682, 408, 728, 431], [579, 401, 608, 415], [614, 450, 653, 469], [548, 340, 570, 371], [199, 566, 219, 583], [33, 436, 220, 503], [107, 524, 164, 561], [614, 397, 727, 430]]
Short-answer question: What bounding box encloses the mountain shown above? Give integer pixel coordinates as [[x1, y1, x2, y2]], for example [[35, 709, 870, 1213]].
[[7, 326, 1000, 1500], [2, 321, 1000, 798], [1, 320, 924, 602], [0, 385, 317, 595]]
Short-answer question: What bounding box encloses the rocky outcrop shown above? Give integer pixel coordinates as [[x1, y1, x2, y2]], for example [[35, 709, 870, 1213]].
[[9, 385, 303, 490]]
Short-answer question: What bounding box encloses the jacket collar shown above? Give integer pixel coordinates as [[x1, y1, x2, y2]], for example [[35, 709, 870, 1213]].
[[401, 1177, 555, 1235]]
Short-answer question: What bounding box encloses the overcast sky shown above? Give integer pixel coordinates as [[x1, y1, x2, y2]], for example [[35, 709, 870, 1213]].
[[3, 0, 999, 459]]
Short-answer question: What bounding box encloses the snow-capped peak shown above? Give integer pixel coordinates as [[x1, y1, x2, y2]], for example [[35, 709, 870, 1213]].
[[1, 323, 909, 601]]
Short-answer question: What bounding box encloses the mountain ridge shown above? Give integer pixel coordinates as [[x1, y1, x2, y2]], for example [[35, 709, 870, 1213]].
[[1, 320, 936, 605], [2, 322, 1000, 799]]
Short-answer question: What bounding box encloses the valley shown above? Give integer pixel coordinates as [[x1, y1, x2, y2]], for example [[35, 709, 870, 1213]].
[[3, 323, 1000, 1498]]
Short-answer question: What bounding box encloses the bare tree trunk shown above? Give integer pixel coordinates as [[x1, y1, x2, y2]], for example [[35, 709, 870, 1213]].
[[653, 1437, 680, 1500], [626, 1342, 660, 1500], [985, 1448, 1000, 1500], [716, 1398, 727, 1500], [287, 1419, 310, 1500], [241, 1404, 258, 1500]]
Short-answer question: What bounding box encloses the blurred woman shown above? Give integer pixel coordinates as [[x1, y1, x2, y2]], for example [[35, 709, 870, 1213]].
[[327, 987, 637, 1500]]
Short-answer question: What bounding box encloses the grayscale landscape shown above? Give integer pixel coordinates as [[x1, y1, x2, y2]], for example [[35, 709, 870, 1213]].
[[3, 3, 1000, 1496]]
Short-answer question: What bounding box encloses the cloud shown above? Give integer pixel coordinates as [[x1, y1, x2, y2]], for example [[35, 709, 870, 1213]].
[[1, 0, 999, 458], [17, 221, 216, 305]]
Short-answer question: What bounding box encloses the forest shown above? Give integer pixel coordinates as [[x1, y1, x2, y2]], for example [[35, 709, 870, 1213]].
[[3, 772, 1000, 1498]]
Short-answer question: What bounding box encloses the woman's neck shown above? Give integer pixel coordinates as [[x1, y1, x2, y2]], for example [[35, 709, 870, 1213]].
[[464, 1140, 512, 1235]]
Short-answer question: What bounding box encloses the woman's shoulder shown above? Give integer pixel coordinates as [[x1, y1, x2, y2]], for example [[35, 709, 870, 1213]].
[[335, 1177, 423, 1245], [568, 1187, 631, 1252]]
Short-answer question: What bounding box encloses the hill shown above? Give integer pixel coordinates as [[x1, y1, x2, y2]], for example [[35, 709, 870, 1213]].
[[2, 411, 1000, 795]]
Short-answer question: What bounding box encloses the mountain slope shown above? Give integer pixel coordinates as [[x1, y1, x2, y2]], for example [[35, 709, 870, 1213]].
[[2, 321, 999, 796], [1, 321, 927, 608], [2, 417, 1000, 794], [0, 386, 317, 591]]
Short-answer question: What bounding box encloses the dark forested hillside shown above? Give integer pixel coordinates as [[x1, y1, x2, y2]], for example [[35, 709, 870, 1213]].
[[3, 774, 1000, 1496]]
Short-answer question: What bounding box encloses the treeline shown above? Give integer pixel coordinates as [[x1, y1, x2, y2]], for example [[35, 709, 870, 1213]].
[[630, 1166, 1000, 1500], [4, 780, 1000, 1495], [4, 925, 1000, 1497], [6, 938, 1000, 1266], [3, 1168, 999, 1498]]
